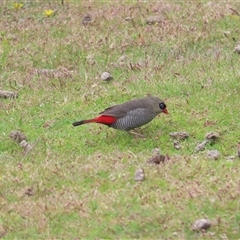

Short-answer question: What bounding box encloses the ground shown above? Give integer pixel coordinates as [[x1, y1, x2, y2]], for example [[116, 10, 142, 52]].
[[0, 1, 240, 239]]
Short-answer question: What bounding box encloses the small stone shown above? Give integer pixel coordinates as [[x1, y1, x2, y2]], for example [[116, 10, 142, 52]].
[[205, 132, 219, 140], [173, 140, 181, 150], [207, 150, 221, 160], [170, 132, 189, 140], [195, 140, 208, 152], [192, 219, 211, 231], [146, 16, 163, 25], [234, 44, 240, 54], [101, 72, 112, 81], [134, 169, 145, 181]]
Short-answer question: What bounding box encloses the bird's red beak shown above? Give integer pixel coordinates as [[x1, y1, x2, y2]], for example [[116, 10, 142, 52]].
[[163, 108, 168, 114]]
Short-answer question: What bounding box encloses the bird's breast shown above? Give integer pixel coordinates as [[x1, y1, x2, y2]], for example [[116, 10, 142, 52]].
[[111, 108, 157, 131]]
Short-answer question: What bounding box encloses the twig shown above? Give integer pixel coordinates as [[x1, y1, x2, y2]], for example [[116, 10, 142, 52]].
[[230, 8, 240, 16]]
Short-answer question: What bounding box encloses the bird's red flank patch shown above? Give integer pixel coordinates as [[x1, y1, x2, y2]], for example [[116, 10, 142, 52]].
[[95, 115, 117, 125]]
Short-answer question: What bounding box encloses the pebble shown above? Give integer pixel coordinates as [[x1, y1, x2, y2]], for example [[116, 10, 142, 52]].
[[134, 169, 145, 181], [192, 219, 211, 231], [234, 44, 240, 54], [101, 72, 112, 81]]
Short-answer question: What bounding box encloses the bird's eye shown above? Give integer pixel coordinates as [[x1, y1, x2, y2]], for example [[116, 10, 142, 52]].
[[159, 103, 166, 110]]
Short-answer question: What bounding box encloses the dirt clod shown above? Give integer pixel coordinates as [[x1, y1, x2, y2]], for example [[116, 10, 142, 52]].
[[82, 14, 92, 25], [173, 140, 181, 150], [147, 148, 170, 164], [195, 140, 208, 152], [0, 90, 18, 99], [170, 132, 189, 140], [10, 130, 27, 143], [20, 140, 33, 153], [205, 132, 219, 140], [207, 150, 221, 160], [10, 130, 32, 154], [147, 154, 169, 164], [24, 187, 34, 196]]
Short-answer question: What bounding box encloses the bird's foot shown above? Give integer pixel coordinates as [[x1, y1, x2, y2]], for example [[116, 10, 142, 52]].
[[128, 131, 146, 138]]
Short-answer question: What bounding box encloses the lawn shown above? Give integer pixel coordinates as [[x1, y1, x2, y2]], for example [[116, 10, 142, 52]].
[[0, 1, 240, 239]]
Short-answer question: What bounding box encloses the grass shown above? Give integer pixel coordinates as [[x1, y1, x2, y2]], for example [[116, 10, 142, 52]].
[[1, 1, 240, 239]]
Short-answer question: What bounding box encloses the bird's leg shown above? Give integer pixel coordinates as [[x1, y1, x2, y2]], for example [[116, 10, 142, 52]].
[[128, 130, 146, 138]]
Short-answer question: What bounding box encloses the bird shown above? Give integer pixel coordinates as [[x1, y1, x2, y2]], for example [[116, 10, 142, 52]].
[[72, 96, 168, 131]]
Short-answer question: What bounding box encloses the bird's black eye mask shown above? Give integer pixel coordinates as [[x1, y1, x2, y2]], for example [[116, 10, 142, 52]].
[[159, 102, 166, 110]]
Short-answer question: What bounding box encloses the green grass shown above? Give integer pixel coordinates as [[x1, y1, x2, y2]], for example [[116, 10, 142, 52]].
[[1, 1, 240, 239]]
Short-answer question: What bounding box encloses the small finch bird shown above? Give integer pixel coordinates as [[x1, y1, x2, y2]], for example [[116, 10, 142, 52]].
[[72, 96, 168, 131]]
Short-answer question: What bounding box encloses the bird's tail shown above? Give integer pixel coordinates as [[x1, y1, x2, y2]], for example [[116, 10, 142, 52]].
[[72, 115, 117, 127], [72, 119, 95, 126]]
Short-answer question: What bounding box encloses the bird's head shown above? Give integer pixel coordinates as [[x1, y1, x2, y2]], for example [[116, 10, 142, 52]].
[[148, 96, 168, 114]]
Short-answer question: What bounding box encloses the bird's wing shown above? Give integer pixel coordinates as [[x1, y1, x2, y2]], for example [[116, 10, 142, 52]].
[[99, 104, 129, 118], [99, 99, 148, 118]]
